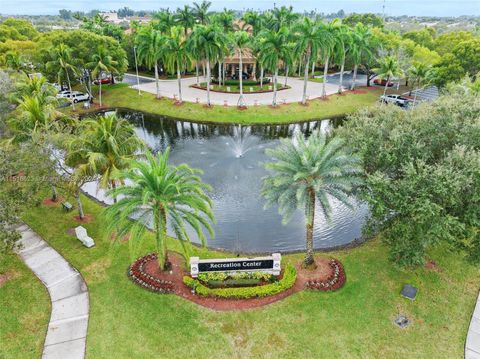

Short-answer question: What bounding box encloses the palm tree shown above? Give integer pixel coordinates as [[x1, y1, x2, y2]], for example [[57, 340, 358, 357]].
[[66, 113, 143, 203], [232, 31, 250, 107], [190, 24, 225, 106], [87, 46, 119, 107], [153, 9, 176, 34], [45, 43, 77, 109], [272, 6, 298, 32], [294, 18, 322, 104], [104, 149, 215, 270], [175, 5, 195, 36], [242, 10, 262, 36], [333, 25, 352, 94], [320, 21, 336, 98], [136, 26, 164, 99], [164, 26, 191, 103], [349, 23, 374, 91], [260, 28, 292, 106], [409, 62, 430, 105], [5, 51, 23, 72], [13, 94, 59, 140], [374, 55, 404, 96], [192, 0, 211, 25], [262, 130, 363, 268]]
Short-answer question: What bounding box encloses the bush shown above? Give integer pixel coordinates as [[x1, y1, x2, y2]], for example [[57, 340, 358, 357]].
[[214, 79, 271, 86], [183, 264, 297, 299]]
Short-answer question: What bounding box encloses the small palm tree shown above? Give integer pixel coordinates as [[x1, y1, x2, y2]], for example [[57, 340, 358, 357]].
[[175, 5, 195, 36], [66, 113, 143, 203], [45, 43, 77, 109], [135, 26, 164, 99], [320, 21, 336, 98], [88, 46, 119, 107], [104, 149, 215, 270], [164, 26, 191, 103], [374, 55, 404, 96], [333, 25, 352, 94], [231, 31, 250, 107], [262, 130, 363, 268], [409, 62, 430, 105]]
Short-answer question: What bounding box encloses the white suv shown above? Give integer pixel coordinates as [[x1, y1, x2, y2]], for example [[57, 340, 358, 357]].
[[69, 92, 91, 103]]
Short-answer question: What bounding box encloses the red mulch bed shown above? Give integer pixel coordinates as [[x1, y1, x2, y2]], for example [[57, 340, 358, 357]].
[[42, 197, 64, 206], [128, 252, 346, 311], [73, 214, 94, 223]]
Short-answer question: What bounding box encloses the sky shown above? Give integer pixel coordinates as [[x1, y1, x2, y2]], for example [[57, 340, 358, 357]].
[[0, 0, 479, 17]]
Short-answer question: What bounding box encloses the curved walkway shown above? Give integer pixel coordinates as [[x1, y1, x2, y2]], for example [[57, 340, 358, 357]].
[[466, 292, 480, 358], [129, 75, 342, 106], [15, 224, 89, 359]]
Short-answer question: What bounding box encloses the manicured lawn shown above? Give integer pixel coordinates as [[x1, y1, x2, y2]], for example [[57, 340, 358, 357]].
[[79, 83, 384, 124], [0, 252, 50, 358], [3, 190, 478, 358]]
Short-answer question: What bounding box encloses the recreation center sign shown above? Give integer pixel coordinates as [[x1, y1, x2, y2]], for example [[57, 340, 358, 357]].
[[190, 253, 281, 277]]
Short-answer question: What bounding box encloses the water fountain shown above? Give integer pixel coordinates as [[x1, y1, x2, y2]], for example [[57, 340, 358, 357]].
[[230, 125, 253, 158]]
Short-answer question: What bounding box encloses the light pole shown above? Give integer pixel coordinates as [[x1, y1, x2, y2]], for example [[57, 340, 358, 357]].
[[133, 45, 141, 95]]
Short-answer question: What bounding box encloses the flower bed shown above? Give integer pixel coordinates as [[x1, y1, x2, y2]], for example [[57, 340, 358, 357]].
[[128, 253, 175, 293], [304, 259, 346, 291], [183, 264, 297, 299]]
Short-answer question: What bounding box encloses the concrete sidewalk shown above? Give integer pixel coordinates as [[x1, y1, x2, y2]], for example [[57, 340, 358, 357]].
[[15, 224, 89, 359], [466, 292, 480, 358]]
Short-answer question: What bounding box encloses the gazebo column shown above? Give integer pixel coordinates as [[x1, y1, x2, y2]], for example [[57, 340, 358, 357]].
[[252, 62, 257, 81]]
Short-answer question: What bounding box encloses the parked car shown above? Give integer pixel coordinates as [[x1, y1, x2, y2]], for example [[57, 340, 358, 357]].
[[93, 78, 112, 85], [374, 78, 394, 87], [56, 90, 73, 98], [380, 94, 412, 107], [231, 72, 249, 80], [69, 92, 92, 103]]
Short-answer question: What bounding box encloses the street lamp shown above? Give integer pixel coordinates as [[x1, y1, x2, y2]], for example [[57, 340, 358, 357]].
[[133, 45, 141, 95]]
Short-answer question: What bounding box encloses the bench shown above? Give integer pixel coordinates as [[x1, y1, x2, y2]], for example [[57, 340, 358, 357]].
[[62, 202, 73, 211], [74, 226, 95, 248]]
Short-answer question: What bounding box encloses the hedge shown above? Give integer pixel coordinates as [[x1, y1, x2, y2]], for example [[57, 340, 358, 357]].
[[183, 264, 297, 299]]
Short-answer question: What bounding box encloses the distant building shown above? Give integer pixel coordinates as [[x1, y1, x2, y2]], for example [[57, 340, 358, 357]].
[[99, 12, 151, 25]]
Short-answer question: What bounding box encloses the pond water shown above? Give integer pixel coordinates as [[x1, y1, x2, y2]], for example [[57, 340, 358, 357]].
[[82, 110, 368, 253]]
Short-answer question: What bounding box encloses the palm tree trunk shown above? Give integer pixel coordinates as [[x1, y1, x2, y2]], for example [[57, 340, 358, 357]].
[[284, 64, 289, 86], [260, 66, 264, 88], [217, 61, 221, 85], [196, 62, 199, 85], [303, 188, 316, 268], [383, 75, 390, 96], [111, 180, 117, 203], [322, 54, 329, 98], [413, 86, 419, 106], [155, 207, 168, 270], [350, 64, 358, 91], [311, 60, 315, 78], [238, 52, 244, 107], [99, 81, 102, 107], [252, 62, 257, 81], [272, 67, 278, 107], [76, 190, 84, 220], [154, 63, 160, 99], [206, 57, 211, 106], [51, 184, 58, 202], [177, 66, 182, 102], [338, 59, 345, 94], [66, 70, 75, 110], [302, 54, 310, 105]]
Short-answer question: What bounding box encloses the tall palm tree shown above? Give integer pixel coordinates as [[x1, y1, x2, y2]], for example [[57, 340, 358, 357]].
[[136, 26, 164, 99], [374, 55, 403, 96], [164, 26, 191, 103], [349, 23, 374, 91], [45, 43, 77, 109], [242, 10, 262, 36], [190, 24, 225, 106], [153, 9, 176, 33], [104, 149, 215, 270], [262, 130, 363, 268], [232, 31, 250, 107], [260, 28, 292, 106], [272, 6, 298, 32], [175, 5, 195, 36], [333, 24, 352, 94], [294, 18, 322, 104], [320, 21, 337, 98], [192, 0, 211, 25], [66, 113, 143, 203], [87, 46, 119, 107], [409, 62, 430, 105]]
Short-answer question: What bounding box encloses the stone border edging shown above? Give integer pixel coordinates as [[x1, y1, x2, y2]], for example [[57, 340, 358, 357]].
[[466, 290, 480, 358], [15, 224, 89, 359]]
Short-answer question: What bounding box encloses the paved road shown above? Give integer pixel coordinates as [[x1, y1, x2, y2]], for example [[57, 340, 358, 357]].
[[131, 75, 342, 106], [322, 72, 368, 89], [466, 292, 480, 358], [16, 224, 89, 359], [123, 73, 155, 85]]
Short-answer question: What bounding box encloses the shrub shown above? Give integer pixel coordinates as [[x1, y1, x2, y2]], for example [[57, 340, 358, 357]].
[[183, 264, 297, 299]]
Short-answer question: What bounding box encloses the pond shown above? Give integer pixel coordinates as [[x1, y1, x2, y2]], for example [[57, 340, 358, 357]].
[[82, 110, 368, 253]]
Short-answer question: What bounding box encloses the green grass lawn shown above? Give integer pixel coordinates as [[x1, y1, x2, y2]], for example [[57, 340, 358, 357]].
[[0, 252, 50, 358], [2, 190, 478, 358], [80, 84, 384, 124]]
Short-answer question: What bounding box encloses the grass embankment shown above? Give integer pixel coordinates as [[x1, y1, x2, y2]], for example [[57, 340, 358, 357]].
[[0, 252, 50, 358], [2, 190, 478, 358], [80, 83, 383, 124]]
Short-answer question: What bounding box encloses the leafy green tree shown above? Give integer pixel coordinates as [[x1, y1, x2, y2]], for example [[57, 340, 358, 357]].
[[45, 43, 77, 108], [374, 55, 403, 96], [403, 28, 436, 49], [452, 38, 480, 76], [136, 26, 164, 98], [430, 53, 465, 88], [434, 31, 474, 56], [87, 45, 120, 107], [343, 13, 384, 28], [337, 93, 480, 265], [4, 51, 23, 72], [104, 149, 215, 270], [409, 62, 431, 104], [1, 18, 38, 39], [262, 130, 363, 268], [65, 113, 143, 203]]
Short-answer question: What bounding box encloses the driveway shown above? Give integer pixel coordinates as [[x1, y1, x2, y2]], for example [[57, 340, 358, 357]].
[[131, 75, 341, 106]]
